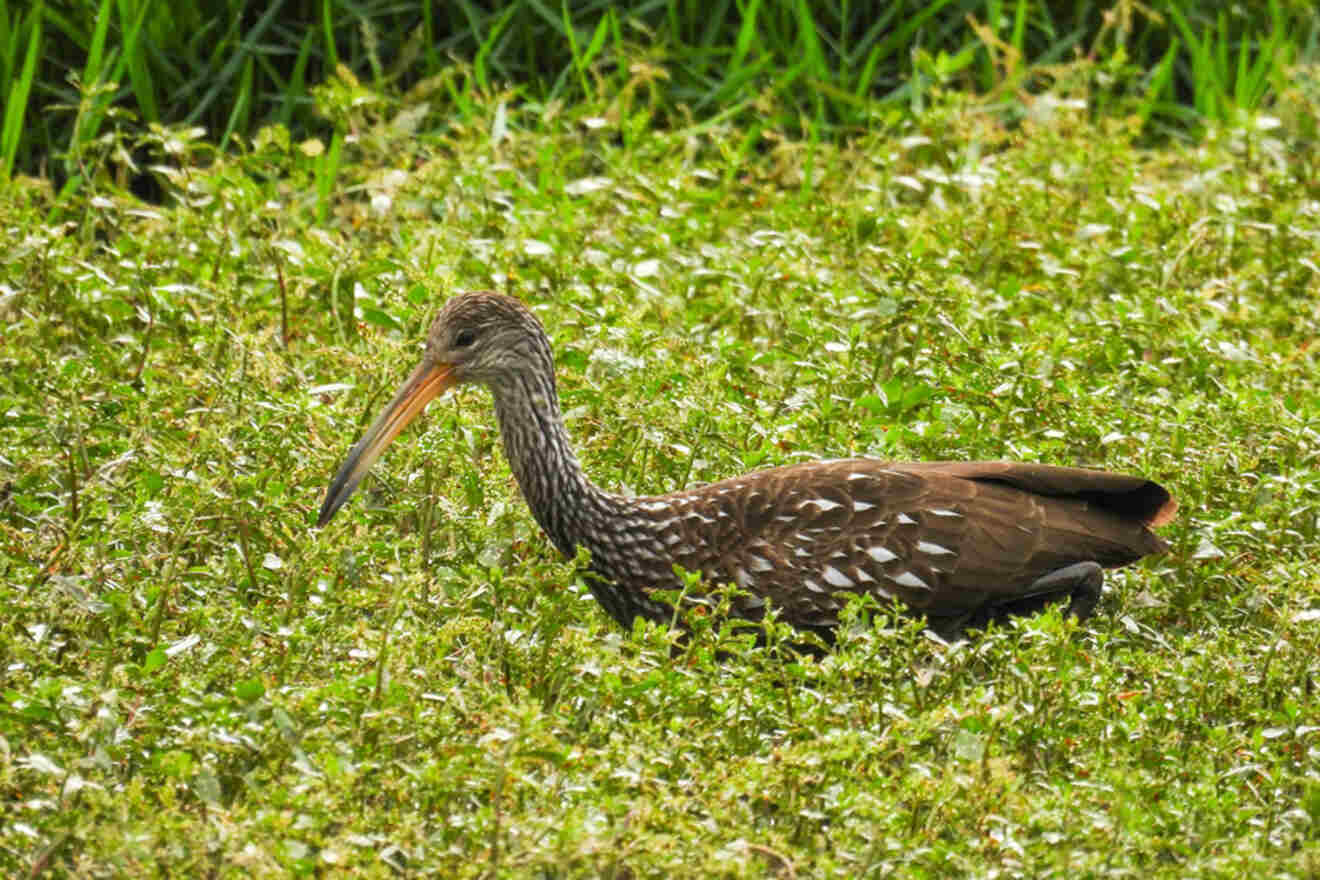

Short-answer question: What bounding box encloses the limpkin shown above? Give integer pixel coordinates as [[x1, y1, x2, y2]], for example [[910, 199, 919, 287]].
[[318, 291, 1176, 640]]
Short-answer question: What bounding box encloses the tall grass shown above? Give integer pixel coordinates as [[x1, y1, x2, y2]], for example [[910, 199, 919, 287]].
[[3, 1, 1318, 181], [0, 0, 41, 178]]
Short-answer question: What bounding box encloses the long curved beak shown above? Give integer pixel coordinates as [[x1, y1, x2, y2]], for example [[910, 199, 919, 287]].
[[317, 359, 456, 526]]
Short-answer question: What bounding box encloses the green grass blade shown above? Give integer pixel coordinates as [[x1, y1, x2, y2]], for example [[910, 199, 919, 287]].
[[118, 0, 159, 122], [1, 0, 41, 179], [220, 54, 254, 148], [1136, 38, 1180, 128], [730, 0, 762, 73], [1215, 10, 1229, 95], [1235, 28, 1256, 110], [473, 4, 518, 93], [83, 0, 113, 85], [0, 5, 12, 86], [279, 30, 316, 126], [794, 0, 825, 79], [316, 129, 342, 225], [852, 42, 884, 99], [560, 1, 592, 100], [1010, 0, 1028, 55], [321, 0, 340, 69], [1166, 4, 1214, 120]]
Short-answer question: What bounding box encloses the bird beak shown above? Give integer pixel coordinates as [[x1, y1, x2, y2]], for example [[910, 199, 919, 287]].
[[317, 359, 456, 526]]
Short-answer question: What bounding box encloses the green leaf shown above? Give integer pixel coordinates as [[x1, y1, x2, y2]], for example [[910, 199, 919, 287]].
[[142, 646, 167, 673], [360, 307, 401, 331], [234, 678, 266, 702]]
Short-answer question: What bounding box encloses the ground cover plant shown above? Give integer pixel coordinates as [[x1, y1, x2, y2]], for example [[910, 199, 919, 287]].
[[3, 63, 1320, 877]]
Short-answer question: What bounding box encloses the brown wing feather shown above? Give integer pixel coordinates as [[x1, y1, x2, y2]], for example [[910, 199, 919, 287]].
[[895, 461, 1178, 527], [641, 459, 1174, 629]]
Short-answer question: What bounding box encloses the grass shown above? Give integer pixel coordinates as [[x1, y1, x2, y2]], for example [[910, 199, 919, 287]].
[[2, 69, 1320, 876], [6, 1, 1320, 181]]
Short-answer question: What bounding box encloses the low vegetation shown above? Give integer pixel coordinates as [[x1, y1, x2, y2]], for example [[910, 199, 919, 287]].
[[2, 55, 1319, 878]]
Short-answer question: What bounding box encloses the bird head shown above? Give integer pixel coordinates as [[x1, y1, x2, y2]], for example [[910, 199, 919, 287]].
[[316, 291, 547, 526]]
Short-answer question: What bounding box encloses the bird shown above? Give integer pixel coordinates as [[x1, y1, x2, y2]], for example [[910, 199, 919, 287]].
[[318, 291, 1177, 642]]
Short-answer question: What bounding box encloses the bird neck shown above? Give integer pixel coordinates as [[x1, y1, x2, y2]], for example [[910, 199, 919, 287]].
[[489, 369, 624, 559]]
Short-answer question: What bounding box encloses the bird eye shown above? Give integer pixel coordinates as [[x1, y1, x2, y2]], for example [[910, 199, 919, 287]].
[[454, 328, 478, 348]]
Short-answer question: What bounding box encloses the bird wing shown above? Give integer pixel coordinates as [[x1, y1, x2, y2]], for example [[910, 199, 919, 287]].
[[651, 459, 1173, 628]]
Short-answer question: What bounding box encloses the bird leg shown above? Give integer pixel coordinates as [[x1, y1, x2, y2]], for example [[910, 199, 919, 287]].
[[1027, 561, 1105, 621], [992, 561, 1106, 620], [931, 561, 1106, 640]]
